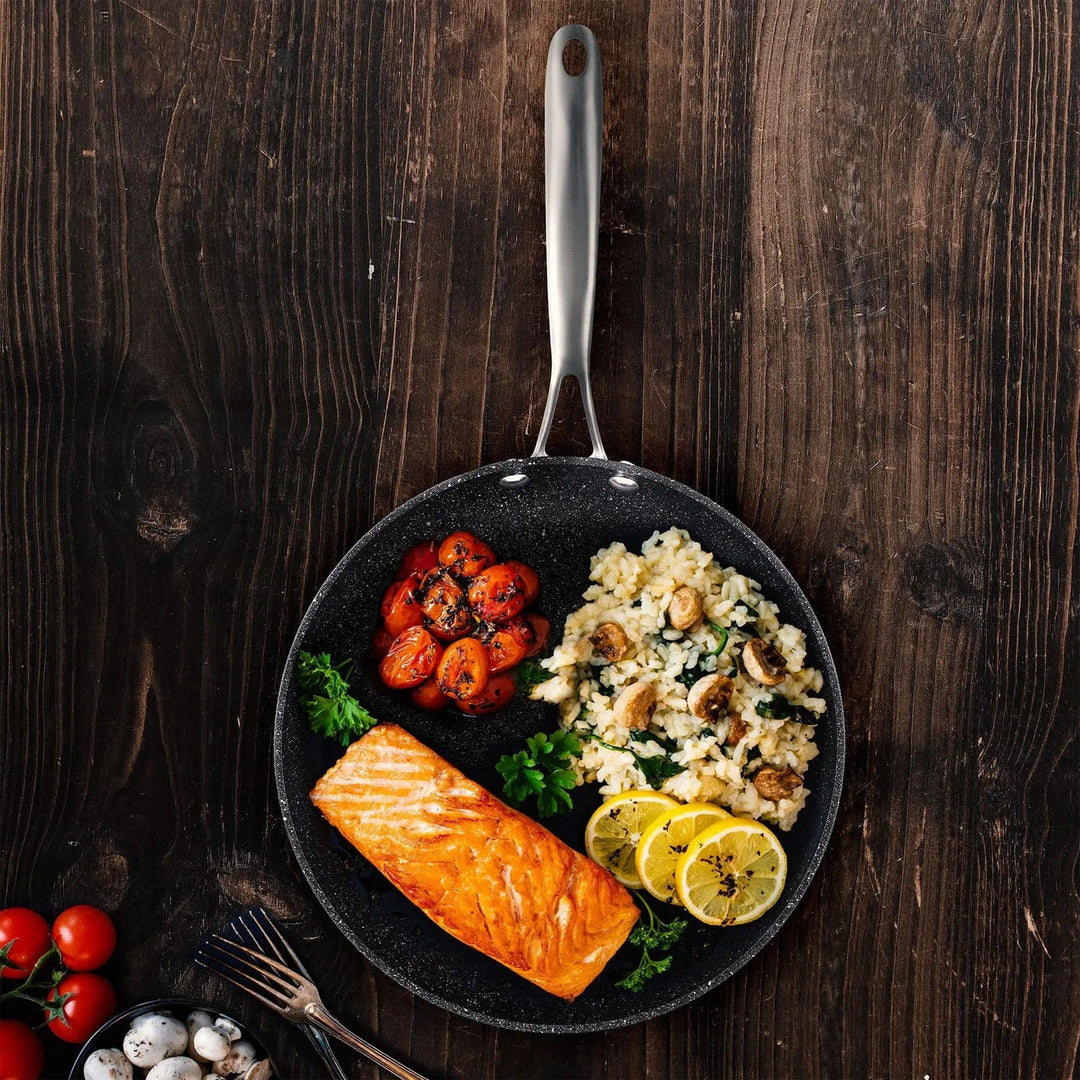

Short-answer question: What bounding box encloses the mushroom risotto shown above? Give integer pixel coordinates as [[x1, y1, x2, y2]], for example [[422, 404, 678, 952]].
[[531, 528, 825, 831]]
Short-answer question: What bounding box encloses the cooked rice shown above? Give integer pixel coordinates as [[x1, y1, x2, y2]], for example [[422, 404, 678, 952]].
[[532, 528, 824, 831]]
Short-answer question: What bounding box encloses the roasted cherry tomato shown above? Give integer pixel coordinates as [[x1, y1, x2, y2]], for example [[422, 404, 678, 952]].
[[478, 625, 529, 674], [396, 540, 440, 581], [0, 908, 51, 980], [504, 561, 540, 606], [438, 531, 495, 579], [410, 677, 450, 712], [436, 637, 489, 701], [379, 626, 441, 689], [522, 612, 550, 657], [372, 624, 393, 660], [467, 564, 528, 622], [456, 674, 516, 715], [380, 574, 425, 638], [45, 972, 117, 1044], [51, 905, 116, 972], [418, 568, 473, 640], [0, 1019, 44, 1080]]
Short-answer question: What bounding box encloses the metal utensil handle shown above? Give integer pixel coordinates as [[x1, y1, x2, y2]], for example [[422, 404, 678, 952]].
[[532, 24, 606, 459], [303, 1002, 427, 1080]]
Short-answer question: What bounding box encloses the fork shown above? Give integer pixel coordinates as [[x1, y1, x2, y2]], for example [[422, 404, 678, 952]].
[[226, 909, 350, 1080], [196, 928, 427, 1080]]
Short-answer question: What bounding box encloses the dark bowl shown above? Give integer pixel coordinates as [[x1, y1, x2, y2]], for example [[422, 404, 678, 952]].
[[68, 997, 276, 1080]]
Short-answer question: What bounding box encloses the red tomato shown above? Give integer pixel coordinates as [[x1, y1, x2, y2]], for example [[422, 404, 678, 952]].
[[372, 624, 393, 660], [51, 906, 116, 972], [522, 612, 550, 656], [467, 565, 528, 622], [504, 561, 540, 605], [0, 909, 51, 980], [479, 625, 529, 674], [380, 575, 424, 638], [0, 1020, 44, 1080], [379, 627, 441, 689], [45, 972, 117, 1044], [410, 677, 450, 712], [396, 540, 439, 581], [457, 674, 516, 715], [436, 638, 490, 701], [438, 531, 495, 579], [418, 568, 473, 641]]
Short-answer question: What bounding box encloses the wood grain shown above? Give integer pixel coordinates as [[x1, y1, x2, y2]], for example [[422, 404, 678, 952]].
[[1, 0, 1077, 1077]]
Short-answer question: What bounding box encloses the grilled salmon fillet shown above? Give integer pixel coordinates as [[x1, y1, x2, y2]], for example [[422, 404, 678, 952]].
[[310, 723, 639, 1000]]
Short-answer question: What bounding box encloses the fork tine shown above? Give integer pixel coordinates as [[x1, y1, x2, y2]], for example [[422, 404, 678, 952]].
[[201, 937, 299, 996], [208, 933, 307, 984], [195, 956, 291, 1016], [249, 908, 309, 974], [236, 910, 285, 966]]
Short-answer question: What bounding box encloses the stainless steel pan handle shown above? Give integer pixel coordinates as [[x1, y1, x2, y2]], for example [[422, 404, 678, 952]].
[[532, 24, 607, 460]]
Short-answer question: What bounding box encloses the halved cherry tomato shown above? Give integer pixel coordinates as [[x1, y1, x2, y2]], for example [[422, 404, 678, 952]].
[[410, 677, 450, 712], [380, 575, 424, 638], [504, 560, 540, 606], [438, 531, 495, 579], [372, 624, 393, 660], [418, 568, 473, 640], [522, 612, 550, 656], [467, 564, 527, 622], [45, 972, 117, 1043], [456, 674, 516, 715], [479, 625, 529, 674], [396, 540, 439, 581], [436, 637, 489, 701], [379, 626, 441, 689]]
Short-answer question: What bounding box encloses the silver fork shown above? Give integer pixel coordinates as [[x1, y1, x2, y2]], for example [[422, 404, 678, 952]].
[[227, 909, 349, 1080], [196, 930, 427, 1080]]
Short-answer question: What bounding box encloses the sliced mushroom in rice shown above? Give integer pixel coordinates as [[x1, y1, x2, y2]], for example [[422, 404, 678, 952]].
[[686, 673, 734, 722], [742, 638, 788, 686], [667, 586, 704, 631], [752, 765, 802, 802], [590, 621, 630, 662], [612, 681, 657, 730], [726, 715, 749, 745]]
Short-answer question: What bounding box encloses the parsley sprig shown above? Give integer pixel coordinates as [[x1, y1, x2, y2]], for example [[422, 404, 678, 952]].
[[616, 892, 688, 992], [583, 732, 685, 791], [495, 730, 580, 817], [297, 650, 378, 746], [512, 659, 554, 695]]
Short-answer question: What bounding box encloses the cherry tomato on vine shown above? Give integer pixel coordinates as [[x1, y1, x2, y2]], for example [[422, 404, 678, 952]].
[[0, 908, 51, 980], [438, 532, 495, 579], [0, 1019, 44, 1080], [51, 905, 116, 972], [395, 540, 439, 581], [45, 972, 117, 1044]]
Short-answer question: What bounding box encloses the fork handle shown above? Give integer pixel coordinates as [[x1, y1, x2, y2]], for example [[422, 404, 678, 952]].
[[303, 1001, 428, 1080]]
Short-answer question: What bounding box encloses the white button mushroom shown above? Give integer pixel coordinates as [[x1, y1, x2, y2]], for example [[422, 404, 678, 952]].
[[612, 681, 657, 730], [123, 1013, 189, 1069], [192, 1027, 231, 1063], [212, 1041, 258, 1078], [145, 1057, 203, 1080], [83, 1048, 134, 1080], [668, 586, 704, 630], [212, 1017, 242, 1043], [185, 1011, 215, 1060]]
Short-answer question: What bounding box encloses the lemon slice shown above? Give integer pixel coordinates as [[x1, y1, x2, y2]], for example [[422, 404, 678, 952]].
[[635, 802, 731, 904], [584, 790, 678, 888], [675, 819, 787, 925]]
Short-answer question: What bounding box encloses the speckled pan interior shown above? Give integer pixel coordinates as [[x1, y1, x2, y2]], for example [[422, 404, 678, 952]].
[[273, 455, 845, 1033]]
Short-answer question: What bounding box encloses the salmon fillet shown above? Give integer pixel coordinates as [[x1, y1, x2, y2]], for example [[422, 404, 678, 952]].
[[310, 723, 639, 1000]]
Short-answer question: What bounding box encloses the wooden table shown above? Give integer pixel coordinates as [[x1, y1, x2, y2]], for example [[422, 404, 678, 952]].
[[3, 2, 1077, 1077]]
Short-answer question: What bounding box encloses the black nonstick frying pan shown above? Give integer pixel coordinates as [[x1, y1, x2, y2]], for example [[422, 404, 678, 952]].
[[274, 25, 845, 1033]]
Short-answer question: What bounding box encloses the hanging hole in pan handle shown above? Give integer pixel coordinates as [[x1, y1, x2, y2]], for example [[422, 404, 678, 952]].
[[562, 36, 587, 76]]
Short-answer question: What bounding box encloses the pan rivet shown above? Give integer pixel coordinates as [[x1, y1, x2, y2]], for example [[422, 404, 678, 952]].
[[609, 474, 639, 491], [499, 473, 530, 488]]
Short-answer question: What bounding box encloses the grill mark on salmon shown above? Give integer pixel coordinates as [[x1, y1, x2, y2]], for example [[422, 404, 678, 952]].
[[310, 723, 639, 1000]]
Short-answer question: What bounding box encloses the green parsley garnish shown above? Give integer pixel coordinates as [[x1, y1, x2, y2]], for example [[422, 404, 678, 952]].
[[512, 659, 554, 695], [584, 732, 685, 791], [495, 729, 581, 818], [297, 650, 378, 746], [616, 892, 688, 992]]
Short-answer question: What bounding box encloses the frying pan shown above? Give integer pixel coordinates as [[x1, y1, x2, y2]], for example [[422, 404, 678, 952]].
[[274, 25, 845, 1033]]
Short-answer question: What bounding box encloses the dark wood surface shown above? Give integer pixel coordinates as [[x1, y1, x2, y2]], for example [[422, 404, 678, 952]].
[[2, 1, 1078, 1077]]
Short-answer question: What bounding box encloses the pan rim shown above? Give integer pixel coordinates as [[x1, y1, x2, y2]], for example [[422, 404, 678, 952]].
[[273, 454, 845, 1033]]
